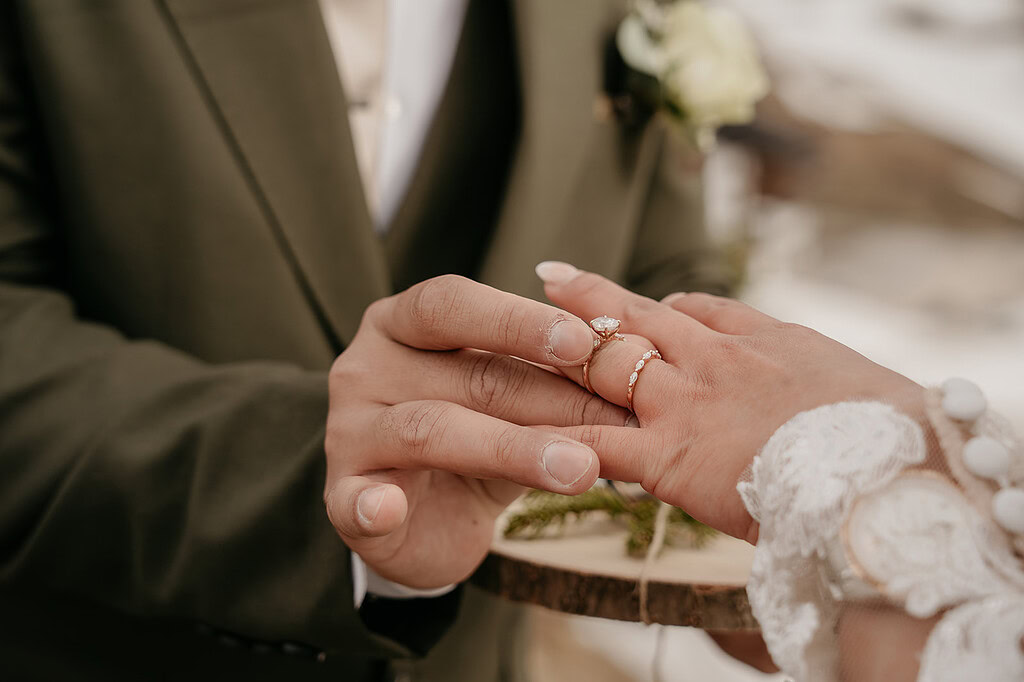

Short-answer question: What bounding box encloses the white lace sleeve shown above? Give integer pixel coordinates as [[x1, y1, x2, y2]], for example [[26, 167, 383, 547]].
[[739, 388, 1024, 681]]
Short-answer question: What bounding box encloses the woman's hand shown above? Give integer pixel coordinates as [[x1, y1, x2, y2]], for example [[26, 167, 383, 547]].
[[535, 262, 921, 540], [324, 274, 630, 589]]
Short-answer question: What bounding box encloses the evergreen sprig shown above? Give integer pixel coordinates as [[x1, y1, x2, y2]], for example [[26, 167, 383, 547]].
[[503, 487, 715, 557]]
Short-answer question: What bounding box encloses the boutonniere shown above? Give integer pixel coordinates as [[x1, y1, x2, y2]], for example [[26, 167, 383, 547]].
[[609, 0, 769, 150]]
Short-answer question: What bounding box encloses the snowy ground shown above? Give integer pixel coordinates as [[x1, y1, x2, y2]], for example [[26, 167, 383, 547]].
[[721, 0, 1024, 178]]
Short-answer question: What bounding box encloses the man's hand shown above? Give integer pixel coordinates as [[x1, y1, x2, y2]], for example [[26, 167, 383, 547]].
[[323, 275, 630, 589]]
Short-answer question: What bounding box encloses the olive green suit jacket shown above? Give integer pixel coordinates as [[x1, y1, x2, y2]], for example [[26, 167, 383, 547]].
[[0, 0, 729, 679]]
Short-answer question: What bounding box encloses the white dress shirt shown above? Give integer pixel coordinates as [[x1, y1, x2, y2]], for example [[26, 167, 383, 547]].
[[317, 0, 469, 605], [319, 0, 469, 230]]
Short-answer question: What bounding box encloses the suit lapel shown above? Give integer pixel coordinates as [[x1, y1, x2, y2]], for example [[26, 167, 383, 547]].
[[160, 0, 389, 348], [479, 0, 663, 300]]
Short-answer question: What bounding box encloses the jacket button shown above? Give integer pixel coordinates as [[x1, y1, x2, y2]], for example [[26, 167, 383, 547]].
[[281, 642, 313, 657], [217, 634, 242, 648]]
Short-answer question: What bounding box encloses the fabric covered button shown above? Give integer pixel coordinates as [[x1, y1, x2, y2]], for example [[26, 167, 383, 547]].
[[942, 377, 982, 395], [941, 378, 987, 421], [991, 487, 1024, 534], [963, 436, 1011, 480]]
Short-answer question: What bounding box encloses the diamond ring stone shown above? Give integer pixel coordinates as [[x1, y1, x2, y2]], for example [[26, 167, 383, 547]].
[[583, 315, 625, 393], [626, 349, 662, 412], [590, 315, 621, 340]]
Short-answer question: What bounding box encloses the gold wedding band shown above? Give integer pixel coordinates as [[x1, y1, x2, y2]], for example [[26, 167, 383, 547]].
[[626, 349, 662, 412], [583, 315, 625, 394]]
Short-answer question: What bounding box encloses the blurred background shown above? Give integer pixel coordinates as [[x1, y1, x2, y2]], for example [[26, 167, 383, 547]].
[[523, 0, 1024, 679]]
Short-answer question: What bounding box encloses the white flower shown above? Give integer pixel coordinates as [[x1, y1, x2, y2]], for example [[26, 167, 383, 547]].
[[617, 1, 769, 148], [617, 12, 664, 77]]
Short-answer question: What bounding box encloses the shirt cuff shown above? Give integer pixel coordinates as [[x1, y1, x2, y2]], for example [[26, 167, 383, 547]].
[[350, 552, 457, 609]]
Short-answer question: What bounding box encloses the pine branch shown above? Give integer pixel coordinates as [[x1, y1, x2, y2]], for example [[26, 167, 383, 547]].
[[503, 487, 715, 556]]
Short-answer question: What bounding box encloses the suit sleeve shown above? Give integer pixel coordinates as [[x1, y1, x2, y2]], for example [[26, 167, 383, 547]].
[[0, 11, 410, 660], [625, 121, 739, 300]]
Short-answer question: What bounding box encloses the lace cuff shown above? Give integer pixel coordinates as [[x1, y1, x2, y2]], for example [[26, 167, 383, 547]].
[[739, 390, 1024, 681]]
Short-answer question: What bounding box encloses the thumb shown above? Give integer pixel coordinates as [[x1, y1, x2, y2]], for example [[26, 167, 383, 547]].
[[324, 476, 409, 540]]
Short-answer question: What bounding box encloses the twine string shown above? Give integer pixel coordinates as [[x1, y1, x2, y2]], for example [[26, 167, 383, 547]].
[[638, 500, 672, 624]]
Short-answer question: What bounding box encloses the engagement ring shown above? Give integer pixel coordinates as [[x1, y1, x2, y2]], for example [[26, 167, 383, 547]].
[[583, 315, 625, 393]]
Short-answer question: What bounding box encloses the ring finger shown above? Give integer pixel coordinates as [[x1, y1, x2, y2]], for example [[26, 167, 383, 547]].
[[563, 335, 674, 417], [537, 265, 710, 362], [558, 332, 650, 393], [378, 346, 632, 428]]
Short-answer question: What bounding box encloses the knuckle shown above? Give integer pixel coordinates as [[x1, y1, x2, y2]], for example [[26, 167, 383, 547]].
[[568, 391, 613, 426], [697, 297, 735, 325], [328, 353, 354, 384], [325, 403, 359, 460], [621, 296, 660, 325], [361, 297, 392, 326], [782, 319, 815, 337], [322, 486, 341, 532], [465, 353, 526, 414], [683, 292, 719, 307], [742, 328, 784, 356], [727, 335, 789, 387], [713, 336, 748, 363], [647, 434, 695, 499], [490, 427, 522, 470], [323, 425, 337, 459], [322, 484, 342, 519], [706, 303, 735, 325], [686, 337, 744, 397], [324, 413, 352, 463], [405, 275, 467, 334], [327, 357, 345, 395], [490, 301, 524, 349], [568, 424, 604, 452], [466, 353, 504, 411], [329, 351, 347, 376], [686, 356, 719, 400], [328, 352, 370, 400], [769, 322, 821, 357], [381, 402, 451, 455], [776, 321, 812, 337]]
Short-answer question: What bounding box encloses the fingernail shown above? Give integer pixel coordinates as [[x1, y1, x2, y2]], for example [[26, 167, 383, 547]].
[[662, 292, 687, 306], [535, 261, 579, 285], [542, 442, 595, 487], [357, 486, 389, 527], [625, 414, 640, 428], [548, 318, 594, 362]]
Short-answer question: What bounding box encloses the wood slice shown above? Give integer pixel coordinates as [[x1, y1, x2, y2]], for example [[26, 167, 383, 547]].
[[470, 511, 758, 630]]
